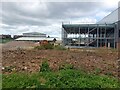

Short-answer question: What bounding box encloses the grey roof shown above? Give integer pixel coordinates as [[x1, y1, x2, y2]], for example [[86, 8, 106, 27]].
[[23, 32, 46, 35], [97, 7, 120, 24], [15, 37, 61, 41]]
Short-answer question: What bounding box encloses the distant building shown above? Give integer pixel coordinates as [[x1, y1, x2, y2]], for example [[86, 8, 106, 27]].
[[13, 35, 23, 39], [23, 32, 46, 37], [0, 34, 11, 39], [15, 32, 60, 42]]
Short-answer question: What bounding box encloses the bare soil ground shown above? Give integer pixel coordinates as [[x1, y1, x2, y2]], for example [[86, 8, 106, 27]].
[[2, 41, 38, 50], [1, 41, 119, 77]]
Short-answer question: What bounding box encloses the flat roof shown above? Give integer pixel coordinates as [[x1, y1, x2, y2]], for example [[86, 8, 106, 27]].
[[23, 32, 46, 35], [15, 37, 60, 41], [62, 23, 115, 28], [62, 24, 114, 34]]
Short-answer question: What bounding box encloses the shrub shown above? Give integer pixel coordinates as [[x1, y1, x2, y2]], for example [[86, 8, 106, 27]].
[[105, 72, 113, 76], [94, 68, 101, 75], [54, 45, 66, 50], [44, 43, 54, 49], [34, 43, 54, 50], [3, 66, 16, 72], [40, 61, 50, 72], [59, 63, 74, 70]]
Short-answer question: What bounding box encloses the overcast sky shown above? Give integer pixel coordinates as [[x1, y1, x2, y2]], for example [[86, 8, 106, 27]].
[[0, 0, 119, 38]]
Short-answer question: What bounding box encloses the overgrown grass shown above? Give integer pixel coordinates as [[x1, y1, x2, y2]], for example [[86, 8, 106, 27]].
[[0, 38, 13, 43], [34, 44, 66, 50], [40, 60, 51, 72], [54, 45, 66, 50], [2, 69, 119, 88], [34, 43, 54, 50]]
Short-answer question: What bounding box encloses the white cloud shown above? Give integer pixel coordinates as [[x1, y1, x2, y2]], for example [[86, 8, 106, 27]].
[[0, 1, 119, 38]]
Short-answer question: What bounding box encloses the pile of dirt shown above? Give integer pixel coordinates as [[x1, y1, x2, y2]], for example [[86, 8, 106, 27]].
[[2, 48, 119, 77]]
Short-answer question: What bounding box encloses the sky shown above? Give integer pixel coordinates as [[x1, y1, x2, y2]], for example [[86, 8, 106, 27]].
[[0, 0, 119, 38]]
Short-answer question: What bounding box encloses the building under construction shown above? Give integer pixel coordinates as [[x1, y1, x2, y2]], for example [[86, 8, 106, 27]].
[[62, 7, 120, 49]]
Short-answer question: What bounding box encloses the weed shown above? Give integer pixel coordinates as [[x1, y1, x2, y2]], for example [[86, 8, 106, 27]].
[[59, 63, 74, 70], [34, 43, 53, 50], [0, 38, 13, 43], [54, 45, 66, 50], [105, 72, 113, 76], [2, 69, 119, 88], [40, 61, 50, 72], [3, 66, 16, 72], [94, 68, 101, 75], [34, 44, 66, 50]]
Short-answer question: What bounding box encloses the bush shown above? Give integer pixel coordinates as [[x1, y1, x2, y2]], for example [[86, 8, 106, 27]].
[[34, 44, 66, 50], [40, 61, 50, 72], [54, 45, 66, 50], [34, 43, 54, 50], [94, 68, 101, 75], [3, 66, 16, 72], [59, 63, 74, 70]]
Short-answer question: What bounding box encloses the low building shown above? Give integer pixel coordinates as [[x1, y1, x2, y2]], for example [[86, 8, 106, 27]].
[[15, 32, 60, 43], [23, 32, 46, 37], [0, 34, 11, 39], [13, 35, 23, 39]]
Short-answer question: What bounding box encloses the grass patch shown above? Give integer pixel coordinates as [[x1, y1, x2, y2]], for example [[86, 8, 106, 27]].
[[34, 44, 66, 50], [59, 63, 74, 70], [54, 45, 66, 50], [40, 60, 50, 72], [34, 43, 54, 50], [2, 69, 119, 88], [0, 38, 14, 43]]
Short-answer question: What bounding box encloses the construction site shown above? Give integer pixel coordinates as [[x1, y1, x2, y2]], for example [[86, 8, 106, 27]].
[[62, 8, 120, 49], [62, 23, 116, 48], [1, 3, 120, 88]]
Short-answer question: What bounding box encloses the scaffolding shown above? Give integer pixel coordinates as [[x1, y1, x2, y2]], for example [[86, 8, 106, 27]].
[[62, 23, 118, 48]]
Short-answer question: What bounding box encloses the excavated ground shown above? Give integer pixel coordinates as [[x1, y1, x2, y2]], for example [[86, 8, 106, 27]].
[[1, 41, 119, 78]]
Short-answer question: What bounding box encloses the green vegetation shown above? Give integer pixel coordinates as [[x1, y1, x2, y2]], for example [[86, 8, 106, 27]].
[[54, 45, 66, 50], [34, 43, 54, 50], [2, 69, 119, 88], [59, 63, 74, 70], [34, 44, 66, 50], [40, 61, 50, 72], [2, 62, 119, 88], [0, 38, 13, 43]]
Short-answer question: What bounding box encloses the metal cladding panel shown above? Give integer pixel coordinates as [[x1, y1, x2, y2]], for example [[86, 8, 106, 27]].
[[97, 7, 119, 24]]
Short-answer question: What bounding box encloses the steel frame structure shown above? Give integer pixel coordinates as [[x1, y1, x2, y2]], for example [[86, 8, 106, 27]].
[[62, 23, 119, 48]]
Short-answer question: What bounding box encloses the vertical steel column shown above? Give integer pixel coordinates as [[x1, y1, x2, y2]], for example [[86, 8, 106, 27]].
[[105, 24, 107, 48], [97, 24, 99, 48], [73, 27, 75, 46], [114, 24, 116, 49], [85, 27, 86, 47], [64, 28, 66, 45], [70, 27, 71, 46], [62, 27, 65, 46], [100, 27, 101, 47], [62, 27, 63, 45], [88, 25, 90, 47], [79, 26, 80, 46]]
